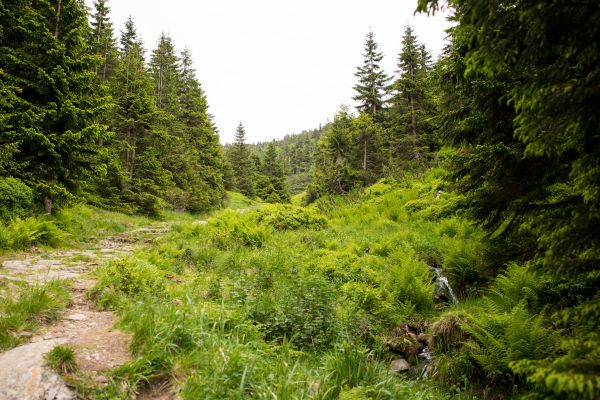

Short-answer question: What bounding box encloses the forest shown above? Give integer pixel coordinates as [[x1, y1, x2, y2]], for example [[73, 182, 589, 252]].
[[0, 0, 598, 399]]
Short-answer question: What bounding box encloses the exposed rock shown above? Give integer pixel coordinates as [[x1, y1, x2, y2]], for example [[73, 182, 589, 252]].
[[0, 338, 73, 400], [65, 313, 86, 322], [417, 333, 429, 345], [385, 325, 424, 359], [389, 358, 410, 374]]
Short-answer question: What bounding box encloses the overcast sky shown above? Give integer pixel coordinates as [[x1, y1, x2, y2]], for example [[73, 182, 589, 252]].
[[85, 0, 451, 144]]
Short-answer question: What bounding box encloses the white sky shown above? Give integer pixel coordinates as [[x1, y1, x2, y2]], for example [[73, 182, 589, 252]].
[[85, 0, 451, 144]]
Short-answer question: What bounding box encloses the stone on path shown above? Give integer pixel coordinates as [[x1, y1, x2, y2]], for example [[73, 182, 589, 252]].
[[0, 338, 73, 400]]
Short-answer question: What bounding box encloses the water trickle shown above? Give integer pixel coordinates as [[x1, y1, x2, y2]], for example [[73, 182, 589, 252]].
[[417, 346, 433, 379], [433, 268, 459, 305]]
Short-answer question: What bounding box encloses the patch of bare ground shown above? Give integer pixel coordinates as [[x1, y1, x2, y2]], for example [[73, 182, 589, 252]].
[[0, 223, 172, 400]]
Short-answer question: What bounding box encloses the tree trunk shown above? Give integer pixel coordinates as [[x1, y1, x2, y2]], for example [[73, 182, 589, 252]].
[[54, 0, 62, 38], [44, 196, 53, 215], [363, 138, 367, 171]]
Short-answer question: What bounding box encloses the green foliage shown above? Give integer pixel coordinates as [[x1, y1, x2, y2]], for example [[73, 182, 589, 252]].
[[45, 345, 78, 374], [92, 258, 167, 308], [0, 218, 68, 250], [0, 280, 70, 350], [228, 123, 256, 198], [0, 178, 34, 221], [252, 204, 328, 231], [383, 250, 435, 312], [0, 0, 110, 213]]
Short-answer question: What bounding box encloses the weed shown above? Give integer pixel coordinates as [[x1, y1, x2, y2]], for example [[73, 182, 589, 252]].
[[45, 344, 78, 374]]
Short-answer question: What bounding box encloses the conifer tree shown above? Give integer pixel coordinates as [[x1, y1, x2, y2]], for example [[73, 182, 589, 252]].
[[88, 0, 118, 82], [174, 49, 225, 211], [353, 30, 391, 120], [256, 142, 290, 203], [108, 24, 171, 215], [0, 0, 109, 213], [386, 25, 435, 169], [119, 16, 137, 55], [307, 108, 356, 200], [229, 123, 255, 198], [150, 34, 181, 112], [352, 113, 383, 185]]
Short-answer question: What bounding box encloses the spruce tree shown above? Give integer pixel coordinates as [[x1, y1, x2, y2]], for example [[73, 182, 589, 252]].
[[150, 34, 181, 112], [256, 142, 290, 203], [109, 24, 171, 215], [351, 113, 383, 185], [88, 0, 118, 82], [0, 0, 109, 213], [228, 123, 255, 198], [353, 30, 391, 120], [386, 25, 435, 169], [307, 108, 355, 200], [175, 49, 225, 211], [119, 16, 137, 54]]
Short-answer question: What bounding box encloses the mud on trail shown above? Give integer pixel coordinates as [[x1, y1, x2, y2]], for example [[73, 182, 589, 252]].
[[0, 223, 171, 400]]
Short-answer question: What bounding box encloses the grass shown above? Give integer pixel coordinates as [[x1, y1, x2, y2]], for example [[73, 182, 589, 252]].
[[80, 171, 487, 398], [0, 279, 71, 350], [45, 344, 78, 374], [0, 203, 155, 253], [224, 191, 260, 210]]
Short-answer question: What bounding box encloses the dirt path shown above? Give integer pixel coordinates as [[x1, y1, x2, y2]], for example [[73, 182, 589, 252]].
[[0, 223, 171, 400]]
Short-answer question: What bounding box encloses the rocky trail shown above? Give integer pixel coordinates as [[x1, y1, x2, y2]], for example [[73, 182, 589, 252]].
[[0, 223, 172, 400]]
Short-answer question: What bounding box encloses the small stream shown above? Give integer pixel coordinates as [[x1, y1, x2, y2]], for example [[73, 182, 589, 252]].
[[433, 267, 459, 305]]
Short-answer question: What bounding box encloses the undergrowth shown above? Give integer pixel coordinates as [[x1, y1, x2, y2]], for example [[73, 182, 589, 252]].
[[0, 279, 71, 350], [84, 171, 485, 399]]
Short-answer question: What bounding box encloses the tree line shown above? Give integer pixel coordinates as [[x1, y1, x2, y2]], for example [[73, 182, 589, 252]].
[[0, 0, 224, 216], [306, 26, 436, 202]]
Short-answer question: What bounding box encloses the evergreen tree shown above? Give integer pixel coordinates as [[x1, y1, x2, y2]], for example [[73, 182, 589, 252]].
[[108, 27, 171, 215], [229, 123, 255, 198], [307, 108, 356, 200], [88, 0, 118, 82], [119, 16, 137, 55], [174, 49, 225, 211], [353, 30, 391, 120], [0, 0, 109, 213], [419, 1, 600, 397], [150, 34, 181, 112], [351, 113, 383, 185], [386, 25, 435, 169], [256, 142, 290, 203]]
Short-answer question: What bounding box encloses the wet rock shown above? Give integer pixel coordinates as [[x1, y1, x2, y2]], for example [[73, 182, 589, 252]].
[[390, 359, 410, 374], [0, 338, 73, 400]]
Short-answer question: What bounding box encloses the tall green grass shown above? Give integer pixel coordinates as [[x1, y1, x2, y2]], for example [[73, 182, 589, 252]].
[[82, 171, 484, 398], [0, 280, 71, 350]]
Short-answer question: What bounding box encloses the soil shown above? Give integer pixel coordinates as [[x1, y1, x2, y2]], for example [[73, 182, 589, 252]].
[[0, 223, 172, 400]]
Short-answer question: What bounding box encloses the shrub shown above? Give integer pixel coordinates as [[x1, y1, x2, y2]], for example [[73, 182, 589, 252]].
[[92, 258, 166, 308], [0, 217, 68, 250], [0, 177, 34, 220], [251, 274, 338, 348], [383, 251, 435, 312], [253, 204, 328, 231]]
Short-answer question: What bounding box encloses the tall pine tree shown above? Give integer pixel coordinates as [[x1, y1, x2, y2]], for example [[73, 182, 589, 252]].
[[87, 0, 118, 82], [386, 25, 435, 169], [228, 123, 255, 198], [353, 30, 391, 120]]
